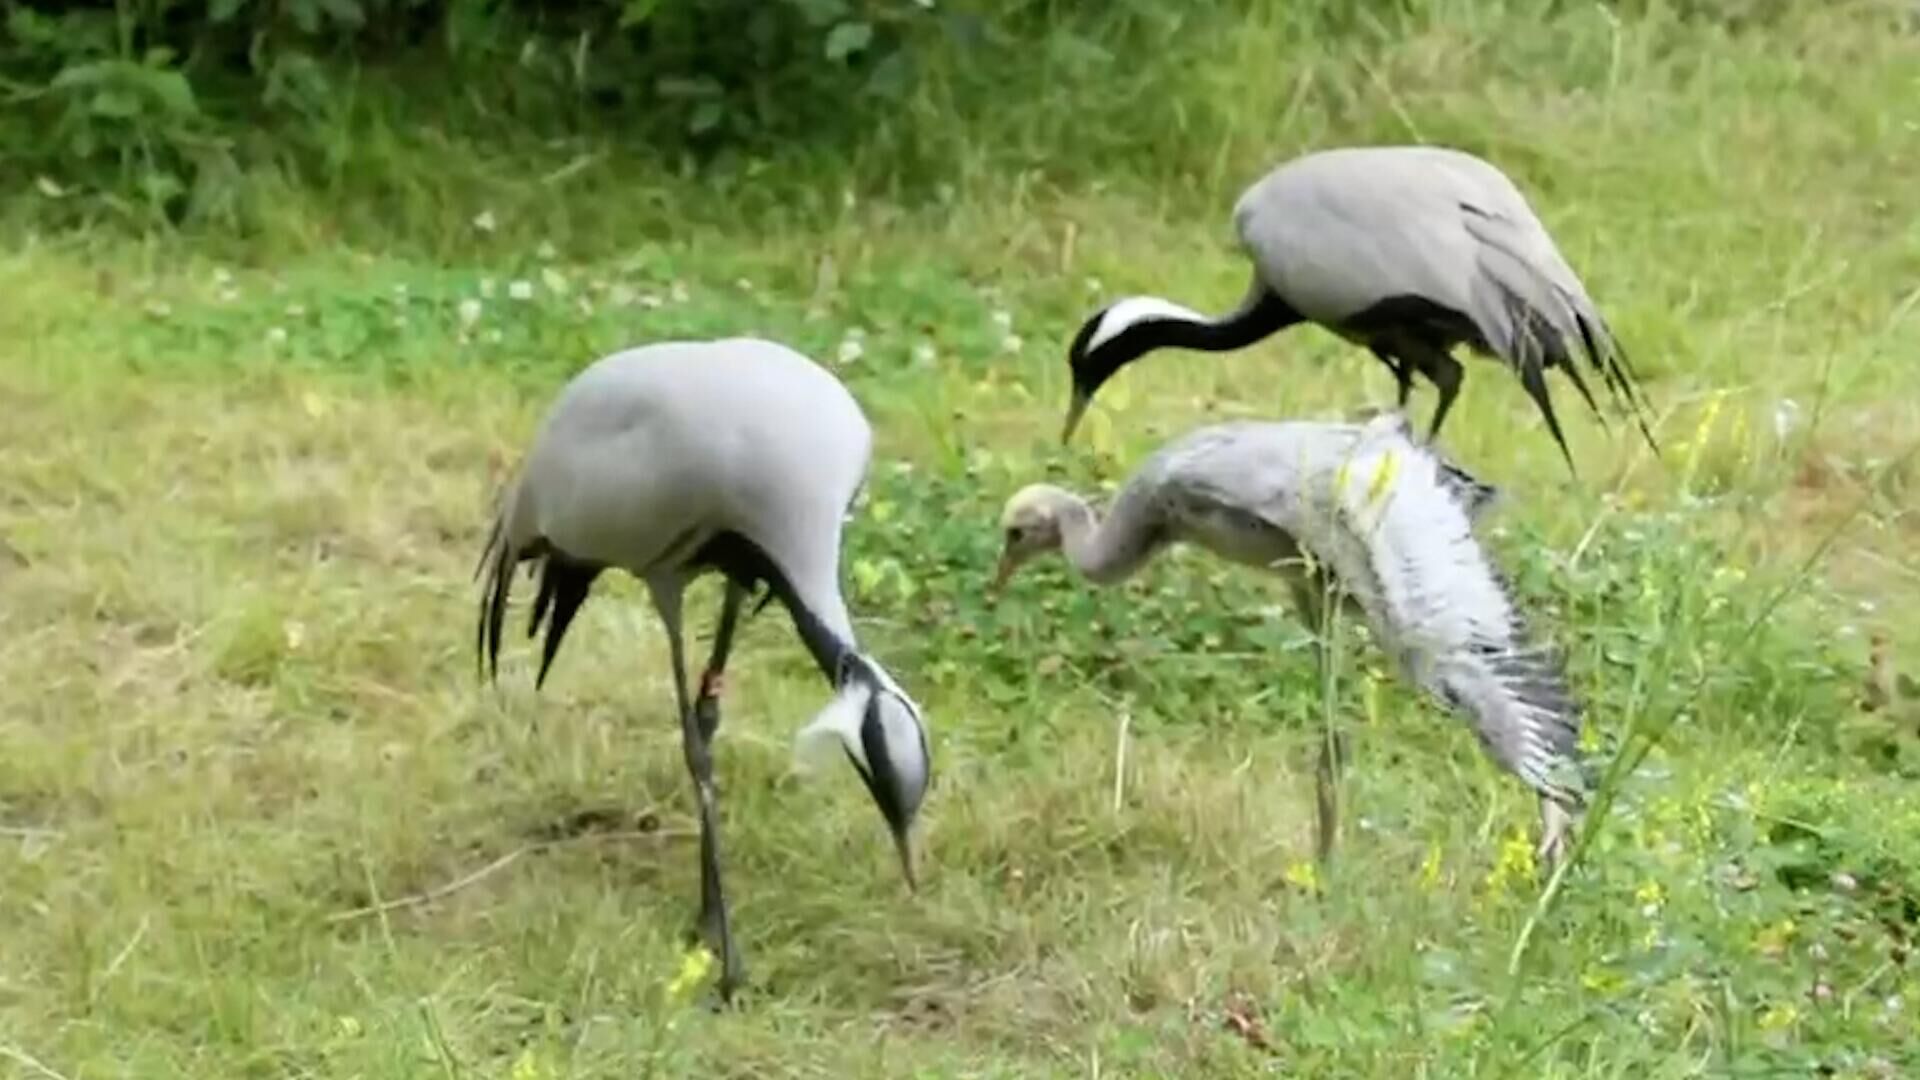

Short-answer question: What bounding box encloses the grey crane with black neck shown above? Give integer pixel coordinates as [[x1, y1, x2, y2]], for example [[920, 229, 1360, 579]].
[[994, 410, 1585, 869], [476, 338, 932, 1001], [1062, 145, 1658, 471]]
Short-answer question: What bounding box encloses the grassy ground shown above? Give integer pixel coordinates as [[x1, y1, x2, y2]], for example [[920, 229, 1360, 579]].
[[5, 4, 1920, 1077]]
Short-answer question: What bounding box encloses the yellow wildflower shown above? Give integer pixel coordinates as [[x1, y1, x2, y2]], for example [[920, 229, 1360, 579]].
[[1754, 918, 1797, 957], [1418, 843, 1444, 892], [511, 1047, 554, 1080], [1757, 1002, 1799, 1032], [1635, 880, 1666, 910], [665, 944, 715, 1003], [1483, 829, 1536, 894], [1581, 966, 1624, 993], [1283, 860, 1321, 893]]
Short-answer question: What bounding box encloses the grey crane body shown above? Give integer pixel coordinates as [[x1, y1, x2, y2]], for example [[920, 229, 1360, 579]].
[[996, 411, 1584, 867], [1063, 145, 1657, 470], [477, 339, 931, 1001]]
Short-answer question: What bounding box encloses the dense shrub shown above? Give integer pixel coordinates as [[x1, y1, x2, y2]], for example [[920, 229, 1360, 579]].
[[0, 0, 1827, 225]]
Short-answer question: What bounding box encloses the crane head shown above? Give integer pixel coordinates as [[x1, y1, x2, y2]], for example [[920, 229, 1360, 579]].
[[992, 484, 1078, 594], [1063, 297, 1203, 444], [794, 654, 931, 890]]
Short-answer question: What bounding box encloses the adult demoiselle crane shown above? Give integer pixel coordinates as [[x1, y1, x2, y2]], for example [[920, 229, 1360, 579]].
[[475, 338, 932, 1000], [1061, 145, 1658, 470], [993, 410, 1584, 869]]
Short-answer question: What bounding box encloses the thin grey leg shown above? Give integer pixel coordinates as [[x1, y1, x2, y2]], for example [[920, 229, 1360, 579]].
[[693, 583, 749, 744], [1287, 572, 1348, 866], [650, 580, 743, 1002], [1537, 798, 1576, 873]]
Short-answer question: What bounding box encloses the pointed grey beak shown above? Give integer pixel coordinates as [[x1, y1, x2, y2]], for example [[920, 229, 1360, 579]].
[[892, 826, 918, 893], [990, 546, 1018, 598], [1061, 389, 1090, 445]]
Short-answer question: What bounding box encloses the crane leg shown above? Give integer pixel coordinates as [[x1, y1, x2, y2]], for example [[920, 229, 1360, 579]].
[[693, 583, 749, 744], [1367, 345, 1415, 410], [1537, 797, 1577, 874], [652, 581, 744, 1003], [1287, 574, 1349, 867]]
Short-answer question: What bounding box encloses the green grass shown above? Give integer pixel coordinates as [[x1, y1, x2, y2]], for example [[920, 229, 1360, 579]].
[[5, 3, 1920, 1076]]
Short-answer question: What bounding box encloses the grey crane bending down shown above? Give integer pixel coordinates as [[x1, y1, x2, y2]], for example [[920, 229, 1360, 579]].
[[1061, 145, 1658, 470], [994, 410, 1585, 868], [476, 339, 932, 1000]]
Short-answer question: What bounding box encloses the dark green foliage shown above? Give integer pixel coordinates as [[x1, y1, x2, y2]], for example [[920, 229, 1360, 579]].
[[2, 0, 945, 211]]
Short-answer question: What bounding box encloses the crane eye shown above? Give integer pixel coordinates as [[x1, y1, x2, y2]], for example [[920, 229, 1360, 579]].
[[1005, 526, 1025, 545]]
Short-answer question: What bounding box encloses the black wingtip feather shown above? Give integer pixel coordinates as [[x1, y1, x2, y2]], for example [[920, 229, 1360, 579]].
[[1518, 357, 1578, 478], [476, 532, 513, 683], [534, 560, 601, 689], [1574, 312, 1662, 460]]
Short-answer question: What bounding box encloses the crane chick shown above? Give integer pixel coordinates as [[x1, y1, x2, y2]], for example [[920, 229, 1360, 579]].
[[995, 410, 1585, 870]]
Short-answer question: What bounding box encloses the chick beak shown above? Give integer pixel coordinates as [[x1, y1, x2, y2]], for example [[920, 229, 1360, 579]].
[[1060, 389, 1091, 445], [990, 547, 1018, 599], [892, 826, 918, 893]]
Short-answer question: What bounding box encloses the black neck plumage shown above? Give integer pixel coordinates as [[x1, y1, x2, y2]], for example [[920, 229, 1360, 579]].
[[690, 530, 854, 687]]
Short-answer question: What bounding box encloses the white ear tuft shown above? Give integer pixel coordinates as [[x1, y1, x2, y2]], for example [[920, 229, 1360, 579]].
[[791, 681, 872, 776], [1085, 297, 1208, 353]]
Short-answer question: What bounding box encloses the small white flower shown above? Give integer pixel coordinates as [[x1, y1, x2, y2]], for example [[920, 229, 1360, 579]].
[[212, 267, 234, 286], [845, 325, 867, 340], [1084, 276, 1104, 294], [911, 341, 936, 365], [735, 277, 755, 293], [540, 267, 569, 295], [1000, 333, 1024, 353], [1772, 398, 1802, 440], [1858, 599, 1877, 614], [479, 278, 497, 299], [266, 326, 288, 345], [669, 281, 689, 304], [536, 241, 558, 261], [145, 300, 172, 319], [990, 309, 1013, 331], [837, 338, 865, 365], [217, 287, 240, 304], [609, 284, 637, 307], [508, 279, 534, 301], [458, 298, 483, 327], [639, 293, 663, 309], [285, 303, 307, 318], [473, 210, 497, 233]]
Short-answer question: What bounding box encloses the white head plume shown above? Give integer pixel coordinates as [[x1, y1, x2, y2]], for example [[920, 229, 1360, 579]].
[[1085, 297, 1209, 352], [792, 679, 873, 775]]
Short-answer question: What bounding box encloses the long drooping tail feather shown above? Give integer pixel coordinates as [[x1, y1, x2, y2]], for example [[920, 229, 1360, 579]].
[[474, 502, 602, 689], [1462, 208, 1660, 466]]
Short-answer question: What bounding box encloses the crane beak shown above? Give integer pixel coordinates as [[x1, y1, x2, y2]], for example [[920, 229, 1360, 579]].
[[990, 547, 1018, 599], [892, 826, 919, 893], [1060, 390, 1090, 445]]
